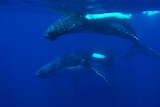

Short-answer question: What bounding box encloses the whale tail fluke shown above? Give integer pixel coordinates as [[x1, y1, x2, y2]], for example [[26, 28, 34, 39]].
[[123, 44, 160, 59]]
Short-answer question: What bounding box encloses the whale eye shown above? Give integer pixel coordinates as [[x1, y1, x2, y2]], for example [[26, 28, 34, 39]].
[[92, 53, 106, 59]]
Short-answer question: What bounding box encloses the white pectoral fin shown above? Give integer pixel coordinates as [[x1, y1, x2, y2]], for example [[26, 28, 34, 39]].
[[90, 64, 120, 96]]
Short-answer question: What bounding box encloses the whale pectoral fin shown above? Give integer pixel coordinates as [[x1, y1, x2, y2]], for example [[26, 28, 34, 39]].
[[110, 23, 139, 44], [89, 64, 120, 96]]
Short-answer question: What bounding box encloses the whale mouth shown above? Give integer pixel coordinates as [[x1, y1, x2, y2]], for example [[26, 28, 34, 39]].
[[44, 31, 60, 41]]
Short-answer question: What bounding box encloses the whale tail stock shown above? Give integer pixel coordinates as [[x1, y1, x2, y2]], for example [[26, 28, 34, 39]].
[[123, 43, 160, 60]]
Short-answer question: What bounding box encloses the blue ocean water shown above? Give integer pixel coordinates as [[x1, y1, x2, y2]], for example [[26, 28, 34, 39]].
[[1, 0, 160, 107]]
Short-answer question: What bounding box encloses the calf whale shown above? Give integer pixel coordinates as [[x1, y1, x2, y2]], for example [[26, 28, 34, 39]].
[[36, 49, 120, 95]]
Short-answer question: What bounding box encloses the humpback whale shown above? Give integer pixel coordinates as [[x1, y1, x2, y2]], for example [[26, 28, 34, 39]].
[[37, 12, 160, 96], [36, 49, 120, 95], [44, 12, 160, 58]]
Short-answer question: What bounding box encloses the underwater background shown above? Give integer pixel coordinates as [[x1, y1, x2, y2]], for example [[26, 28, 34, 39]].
[[1, 0, 160, 107]]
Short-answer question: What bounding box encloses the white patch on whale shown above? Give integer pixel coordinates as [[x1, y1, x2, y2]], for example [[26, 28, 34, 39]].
[[92, 53, 106, 59], [142, 10, 160, 16], [85, 12, 132, 20]]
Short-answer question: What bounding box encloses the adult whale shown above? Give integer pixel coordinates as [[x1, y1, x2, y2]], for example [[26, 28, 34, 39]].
[[44, 12, 160, 58]]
